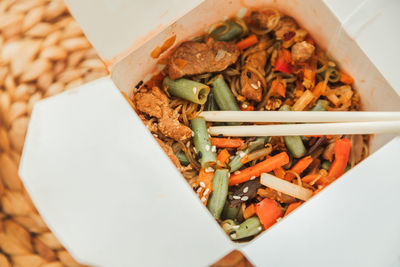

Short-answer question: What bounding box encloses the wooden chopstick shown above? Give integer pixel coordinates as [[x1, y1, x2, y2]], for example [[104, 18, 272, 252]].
[[200, 111, 400, 123], [208, 121, 400, 136]]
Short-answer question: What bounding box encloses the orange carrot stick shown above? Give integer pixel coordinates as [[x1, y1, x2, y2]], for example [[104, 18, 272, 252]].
[[273, 167, 286, 179], [326, 138, 351, 182], [236, 34, 258, 50], [229, 152, 289, 186], [256, 198, 283, 229], [270, 79, 286, 97], [284, 202, 302, 216], [196, 168, 214, 205], [301, 173, 319, 183], [285, 155, 313, 182], [217, 149, 231, 168], [243, 204, 256, 220], [339, 71, 354, 85], [210, 138, 244, 148]]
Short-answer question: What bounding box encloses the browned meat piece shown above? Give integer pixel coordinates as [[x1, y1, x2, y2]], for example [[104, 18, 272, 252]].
[[348, 134, 364, 166], [323, 142, 335, 162], [274, 17, 297, 40], [291, 41, 315, 62], [155, 137, 183, 171], [167, 40, 240, 80], [134, 87, 192, 141], [250, 10, 281, 31], [240, 37, 269, 102]]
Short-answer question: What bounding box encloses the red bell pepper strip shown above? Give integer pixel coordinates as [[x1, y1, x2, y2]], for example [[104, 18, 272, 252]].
[[327, 138, 352, 182], [274, 48, 292, 73], [255, 198, 283, 229]]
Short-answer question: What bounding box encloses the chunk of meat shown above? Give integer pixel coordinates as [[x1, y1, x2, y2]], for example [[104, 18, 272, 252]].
[[155, 137, 183, 171], [257, 187, 297, 204], [240, 37, 269, 102], [134, 87, 192, 141], [250, 10, 281, 30], [274, 17, 297, 40], [167, 40, 240, 80], [291, 41, 315, 62]]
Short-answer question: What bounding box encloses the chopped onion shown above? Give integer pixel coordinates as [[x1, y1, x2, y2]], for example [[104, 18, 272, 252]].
[[260, 173, 313, 201]]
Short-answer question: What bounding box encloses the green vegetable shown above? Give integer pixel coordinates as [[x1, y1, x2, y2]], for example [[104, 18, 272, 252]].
[[321, 160, 332, 171], [163, 77, 210, 104], [222, 202, 240, 220], [210, 20, 245, 41], [279, 105, 307, 158], [176, 152, 189, 166], [311, 99, 330, 111], [228, 137, 267, 172], [207, 169, 229, 219], [191, 118, 216, 168], [204, 90, 219, 111], [222, 217, 263, 240], [321, 67, 340, 83], [301, 135, 311, 142], [209, 74, 240, 111]]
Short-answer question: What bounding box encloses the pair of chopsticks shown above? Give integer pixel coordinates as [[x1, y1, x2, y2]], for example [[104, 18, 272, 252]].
[[200, 111, 400, 136]]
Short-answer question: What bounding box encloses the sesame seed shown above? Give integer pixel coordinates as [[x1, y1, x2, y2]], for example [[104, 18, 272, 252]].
[[257, 226, 262, 231], [193, 87, 197, 94], [200, 182, 206, 188], [191, 131, 195, 137], [186, 141, 191, 147], [276, 217, 282, 222], [250, 176, 256, 180], [229, 156, 234, 160], [203, 188, 209, 195], [193, 147, 197, 153], [234, 171, 241, 175], [205, 145, 210, 151], [232, 196, 241, 200], [257, 80, 261, 87], [241, 196, 249, 201], [201, 196, 207, 202], [242, 103, 248, 109], [230, 233, 237, 239], [196, 187, 202, 193], [251, 83, 258, 89], [243, 187, 249, 193], [211, 146, 216, 152], [205, 167, 214, 173], [153, 134, 158, 138], [239, 151, 246, 158]]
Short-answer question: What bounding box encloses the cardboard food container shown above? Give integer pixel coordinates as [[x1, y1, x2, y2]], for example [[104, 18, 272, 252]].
[[19, 0, 400, 266]]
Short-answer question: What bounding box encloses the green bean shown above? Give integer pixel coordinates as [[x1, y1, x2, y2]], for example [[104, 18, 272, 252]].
[[163, 77, 210, 104], [279, 105, 307, 158], [204, 90, 219, 111], [321, 160, 332, 171], [209, 74, 240, 111], [207, 169, 229, 219], [321, 67, 340, 83], [191, 118, 216, 168], [210, 20, 244, 41], [311, 99, 330, 111], [176, 151, 189, 166], [222, 217, 263, 240], [222, 202, 240, 220], [228, 137, 267, 172]]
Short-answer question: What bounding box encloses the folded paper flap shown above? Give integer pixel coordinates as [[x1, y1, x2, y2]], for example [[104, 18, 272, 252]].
[[19, 77, 233, 267], [65, 0, 203, 62], [242, 136, 400, 266]]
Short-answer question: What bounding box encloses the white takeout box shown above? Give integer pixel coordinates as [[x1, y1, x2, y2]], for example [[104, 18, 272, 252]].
[[19, 0, 400, 266]]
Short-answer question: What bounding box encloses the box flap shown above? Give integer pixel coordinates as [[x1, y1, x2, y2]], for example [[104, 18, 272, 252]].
[[19, 77, 233, 267], [242, 136, 400, 267], [65, 0, 203, 63]]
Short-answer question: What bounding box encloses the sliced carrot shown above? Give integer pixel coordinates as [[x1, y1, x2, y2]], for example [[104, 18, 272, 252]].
[[312, 81, 327, 100], [273, 167, 286, 179], [210, 138, 244, 148], [217, 149, 231, 168], [339, 71, 354, 85], [301, 173, 319, 183], [241, 103, 254, 111], [243, 204, 256, 220], [284, 202, 302, 216], [274, 48, 292, 73], [326, 138, 351, 182], [195, 168, 214, 205], [237, 34, 258, 50], [303, 67, 315, 88], [285, 155, 313, 182], [229, 152, 289, 186], [256, 198, 283, 229], [270, 79, 286, 97]]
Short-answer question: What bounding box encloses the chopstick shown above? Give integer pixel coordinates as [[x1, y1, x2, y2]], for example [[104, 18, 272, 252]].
[[200, 111, 400, 122], [208, 121, 400, 136]]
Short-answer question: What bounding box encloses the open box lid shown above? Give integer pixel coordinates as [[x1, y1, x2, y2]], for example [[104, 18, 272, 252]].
[[65, 0, 203, 63]]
